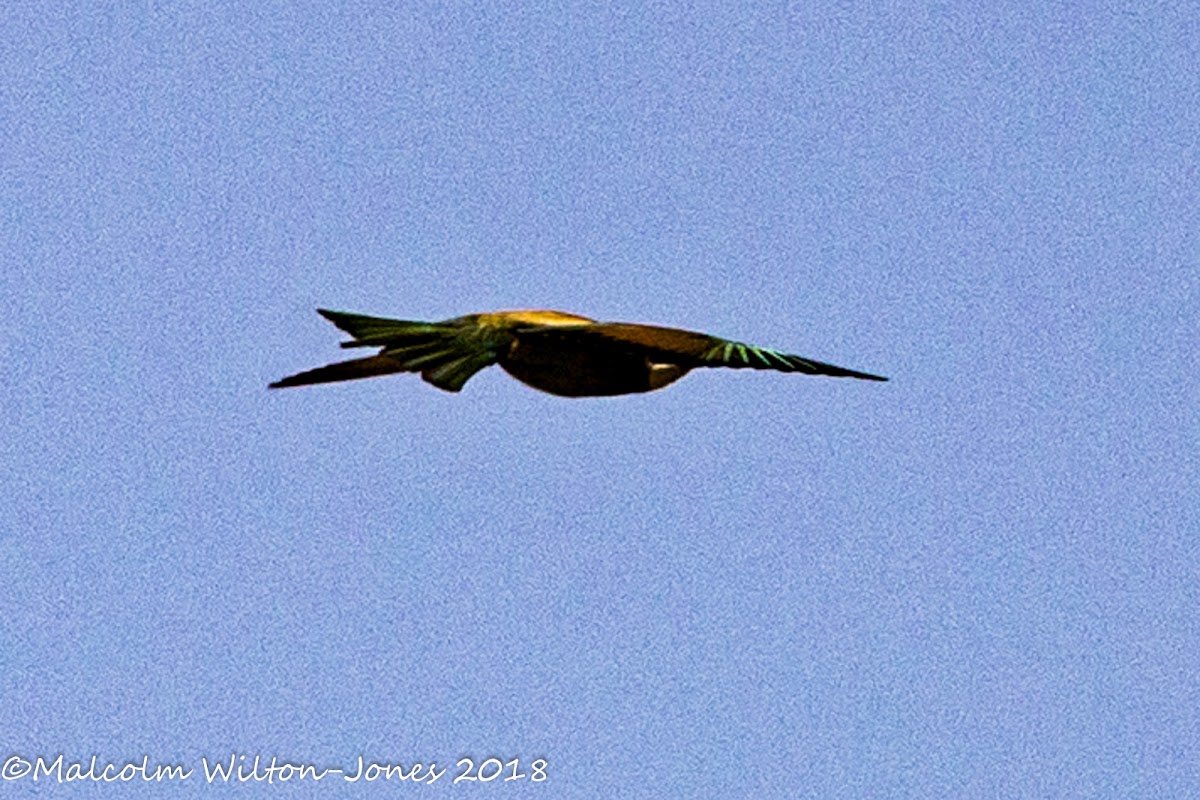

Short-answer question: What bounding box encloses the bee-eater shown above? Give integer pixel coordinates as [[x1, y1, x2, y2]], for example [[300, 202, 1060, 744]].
[[270, 309, 887, 397]]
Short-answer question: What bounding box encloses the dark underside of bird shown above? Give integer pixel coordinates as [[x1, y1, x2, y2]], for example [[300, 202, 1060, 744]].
[[269, 308, 888, 397]]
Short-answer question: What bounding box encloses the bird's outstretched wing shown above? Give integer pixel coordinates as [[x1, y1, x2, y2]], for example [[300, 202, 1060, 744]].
[[270, 309, 506, 392], [558, 322, 889, 381]]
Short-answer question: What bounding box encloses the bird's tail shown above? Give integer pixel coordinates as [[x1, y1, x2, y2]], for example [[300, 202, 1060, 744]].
[[269, 354, 414, 388], [269, 309, 498, 392]]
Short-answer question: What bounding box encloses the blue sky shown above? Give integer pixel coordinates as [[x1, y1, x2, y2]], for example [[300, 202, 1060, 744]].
[[2, 2, 1197, 797]]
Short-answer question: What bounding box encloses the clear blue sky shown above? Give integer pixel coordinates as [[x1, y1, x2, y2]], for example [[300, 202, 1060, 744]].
[[3, 2, 1197, 797]]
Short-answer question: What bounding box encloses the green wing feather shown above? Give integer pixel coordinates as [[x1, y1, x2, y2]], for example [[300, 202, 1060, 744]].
[[270, 309, 506, 392], [317, 309, 449, 348], [421, 351, 501, 392], [567, 322, 888, 381], [698, 339, 888, 380]]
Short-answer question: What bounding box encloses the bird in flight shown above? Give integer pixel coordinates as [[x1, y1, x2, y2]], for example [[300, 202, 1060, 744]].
[[270, 309, 887, 397]]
